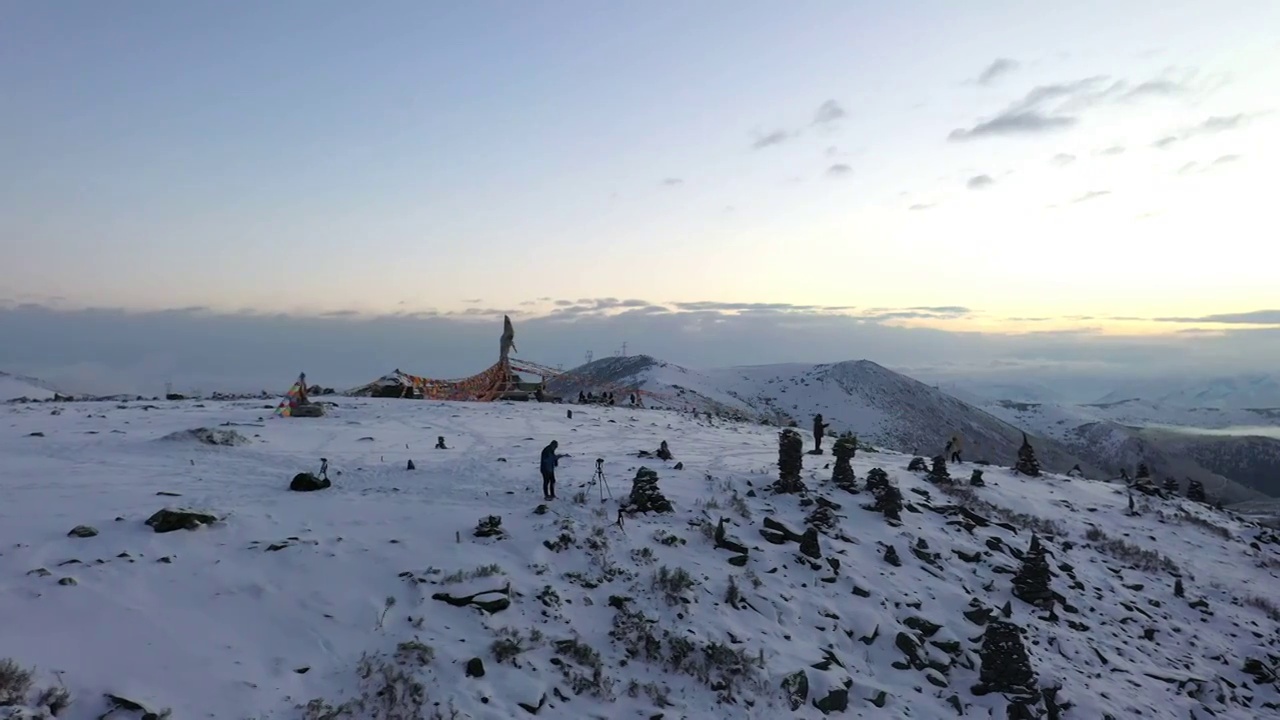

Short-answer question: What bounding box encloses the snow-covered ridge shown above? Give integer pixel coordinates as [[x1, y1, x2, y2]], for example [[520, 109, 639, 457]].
[[553, 356, 1099, 477], [3, 398, 1278, 719], [0, 370, 62, 402]]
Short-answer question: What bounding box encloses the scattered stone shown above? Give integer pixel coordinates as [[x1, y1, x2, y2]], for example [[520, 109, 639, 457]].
[[533, 504, 548, 515], [465, 657, 486, 678], [656, 440, 674, 461], [907, 456, 928, 472], [58, 577, 77, 586], [289, 472, 331, 492], [814, 687, 849, 714], [145, 508, 218, 533], [27, 431, 45, 437], [713, 518, 749, 555], [156, 491, 181, 497], [432, 584, 511, 614], [969, 469, 985, 487], [27, 568, 51, 577], [673, 461, 684, 470], [406, 459, 416, 470], [435, 436, 448, 450], [799, 528, 822, 559], [884, 545, 902, 567], [67, 525, 98, 538]]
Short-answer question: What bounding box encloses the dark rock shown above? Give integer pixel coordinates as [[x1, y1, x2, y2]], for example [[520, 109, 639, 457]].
[[432, 585, 511, 614], [67, 525, 98, 539], [713, 518, 750, 555], [289, 473, 331, 492], [884, 545, 901, 567], [969, 469, 985, 487], [465, 657, 486, 678], [907, 456, 928, 471], [799, 528, 822, 558], [1015, 433, 1041, 477], [58, 577, 77, 586], [406, 459, 416, 470], [145, 508, 218, 533], [814, 687, 849, 714], [781, 670, 809, 711]]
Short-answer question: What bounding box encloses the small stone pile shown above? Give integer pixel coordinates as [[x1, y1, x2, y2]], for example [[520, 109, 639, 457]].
[[907, 456, 928, 472], [972, 620, 1038, 698], [1015, 433, 1041, 477], [622, 467, 673, 514], [474, 515, 506, 539], [969, 469, 985, 487], [928, 455, 951, 484], [774, 429, 807, 494], [830, 433, 858, 493], [863, 468, 903, 524], [1162, 477, 1178, 495], [1187, 479, 1207, 503]]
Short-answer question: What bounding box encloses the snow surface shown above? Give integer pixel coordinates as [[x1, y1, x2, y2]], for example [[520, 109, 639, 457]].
[[3, 398, 1280, 719], [0, 373, 59, 402]]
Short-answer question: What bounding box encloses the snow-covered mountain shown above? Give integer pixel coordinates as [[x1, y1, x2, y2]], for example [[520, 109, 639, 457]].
[[0, 370, 62, 401], [3, 397, 1278, 718], [980, 400, 1280, 502], [550, 356, 1100, 477], [1097, 374, 1280, 410]]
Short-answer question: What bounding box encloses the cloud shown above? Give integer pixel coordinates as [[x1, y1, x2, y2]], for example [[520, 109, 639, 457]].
[[1153, 310, 1280, 325], [1072, 190, 1111, 203], [751, 130, 793, 150], [320, 310, 361, 318], [1051, 153, 1076, 167], [949, 111, 1076, 141], [1212, 154, 1240, 166], [661, 177, 683, 186], [826, 163, 852, 177], [1177, 161, 1199, 175], [1152, 136, 1179, 149], [1100, 146, 1126, 156], [1194, 114, 1248, 134], [976, 58, 1019, 85], [3, 303, 1277, 399], [908, 203, 935, 211], [813, 100, 846, 125]]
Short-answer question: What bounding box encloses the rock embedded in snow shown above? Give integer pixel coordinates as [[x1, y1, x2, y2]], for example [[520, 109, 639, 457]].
[[145, 507, 219, 533], [289, 473, 331, 492], [66, 525, 98, 538], [161, 427, 250, 446]]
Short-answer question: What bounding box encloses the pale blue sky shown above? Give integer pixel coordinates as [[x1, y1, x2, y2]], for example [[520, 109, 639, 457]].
[[2, 1, 1278, 391]]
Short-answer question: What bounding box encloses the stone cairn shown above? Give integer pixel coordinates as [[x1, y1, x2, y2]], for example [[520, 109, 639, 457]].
[[1015, 433, 1041, 477], [863, 468, 903, 524], [622, 467, 673, 514], [830, 433, 859, 493], [774, 428, 807, 494]]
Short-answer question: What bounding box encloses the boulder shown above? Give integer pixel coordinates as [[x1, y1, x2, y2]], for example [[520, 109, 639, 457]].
[[145, 508, 218, 533], [290, 473, 331, 492], [67, 525, 98, 539]]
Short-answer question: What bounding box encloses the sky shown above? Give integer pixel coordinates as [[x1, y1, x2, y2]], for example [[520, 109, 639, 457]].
[[2, 1, 1278, 396]]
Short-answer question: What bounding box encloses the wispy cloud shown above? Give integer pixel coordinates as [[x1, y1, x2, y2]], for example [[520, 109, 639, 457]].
[[1212, 154, 1240, 166], [1100, 145, 1126, 156], [1152, 136, 1179, 149], [1177, 161, 1199, 175], [949, 111, 1076, 141], [1051, 153, 1076, 167], [751, 130, 793, 150], [813, 100, 846, 125], [966, 174, 995, 190], [1153, 113, 1252, 149], [908, 203, 935, 211], [661, 177, 683, 186], [976, 58, 1019, 85], [1154, 310, 1280, 325], [826, 163, 852, 177], [1072, 190, 1111, 203]]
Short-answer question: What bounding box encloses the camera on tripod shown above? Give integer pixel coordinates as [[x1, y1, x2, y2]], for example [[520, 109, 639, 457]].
[[596, 458, 604, 470], [590, 457, 612, 502]]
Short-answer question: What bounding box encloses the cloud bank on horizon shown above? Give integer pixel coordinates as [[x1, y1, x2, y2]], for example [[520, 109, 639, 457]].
[[1, 0, 1277, 388], [2, 301, 1277, 399]]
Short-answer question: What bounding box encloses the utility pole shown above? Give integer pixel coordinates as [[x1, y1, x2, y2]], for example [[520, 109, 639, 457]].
[[621, 342, 628, 357]]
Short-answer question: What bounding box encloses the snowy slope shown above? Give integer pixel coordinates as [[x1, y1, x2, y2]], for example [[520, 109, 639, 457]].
[[3, 398, 1279, 719], [552, 356, 1099, 477], [1096, 374, 1280, 410], [0, 371, 61, 402]]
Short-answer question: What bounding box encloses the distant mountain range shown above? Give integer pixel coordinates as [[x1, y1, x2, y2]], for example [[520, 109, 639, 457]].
[[549, 355, 1100, 477], [1096, 373, 1280, 409]]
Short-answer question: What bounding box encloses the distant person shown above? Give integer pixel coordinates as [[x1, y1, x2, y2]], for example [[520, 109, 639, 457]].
[[812, 414, 830, 453], [578, 391, 587, 404], [946, 435, 963, 464], [540, 440, 561, 501]]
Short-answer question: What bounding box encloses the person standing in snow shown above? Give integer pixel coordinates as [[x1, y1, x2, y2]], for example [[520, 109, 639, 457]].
[[812, 414, 830, 453], [946, 434, 963, 464], [540, 440, 561, 500]]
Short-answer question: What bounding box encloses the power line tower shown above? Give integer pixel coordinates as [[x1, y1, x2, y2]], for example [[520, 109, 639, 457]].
[[620, 342, 628, 357]]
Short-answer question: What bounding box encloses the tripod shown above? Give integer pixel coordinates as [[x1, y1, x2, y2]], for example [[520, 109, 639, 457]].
[[589, 458, 613, 503]]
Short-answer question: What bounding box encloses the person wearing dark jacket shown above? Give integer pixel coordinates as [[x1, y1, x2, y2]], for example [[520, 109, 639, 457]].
[[540, 440, 561, 500], [812, 414, 830, 453]]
